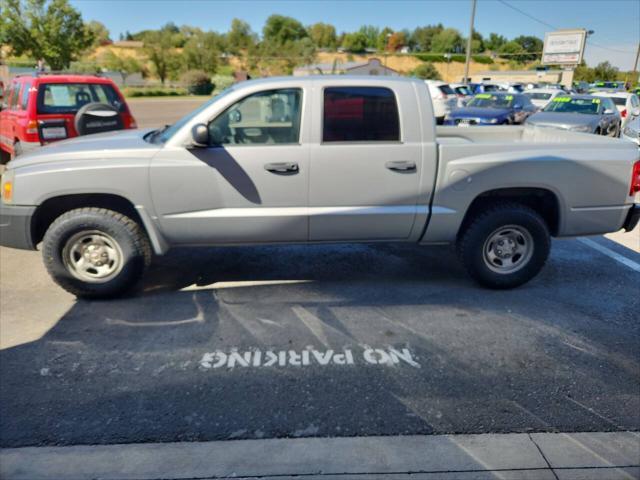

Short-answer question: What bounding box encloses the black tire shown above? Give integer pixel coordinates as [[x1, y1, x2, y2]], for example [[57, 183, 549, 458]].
[[594, 128, 601, 135], [0, 148, 10, 165], [457, 203, 550, 289], [42, 208, 151, 299]]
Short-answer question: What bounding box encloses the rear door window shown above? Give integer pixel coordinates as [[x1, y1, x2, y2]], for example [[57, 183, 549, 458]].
[[36, 83, 124, 114], [323, 86, 400, 142], [21, 82, 31, 110], [438, 85, 455, 96]]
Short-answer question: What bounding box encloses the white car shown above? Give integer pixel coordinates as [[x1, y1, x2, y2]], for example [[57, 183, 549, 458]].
[[424, 80, 458, 123], [523, 88, 565, 109], [449, 83, 473, 107], [622, 116, 640, 146], [592, 91, 640, 128]]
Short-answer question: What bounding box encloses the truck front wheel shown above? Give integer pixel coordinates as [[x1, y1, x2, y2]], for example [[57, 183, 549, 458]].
[[457, 203, 550, 289], [42, 208, 151, 299]]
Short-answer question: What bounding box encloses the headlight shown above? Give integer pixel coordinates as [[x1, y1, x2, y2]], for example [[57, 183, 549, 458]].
[[570, 124, 592, 132], [488, 118, 499, 124]]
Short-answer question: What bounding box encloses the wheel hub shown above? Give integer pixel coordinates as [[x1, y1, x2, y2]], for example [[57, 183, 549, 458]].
[[483, 225, 534, 274], [62, 231, 124, 283]]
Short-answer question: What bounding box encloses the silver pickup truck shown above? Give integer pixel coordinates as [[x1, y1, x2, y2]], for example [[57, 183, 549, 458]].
[[1, 76, 638, 298]]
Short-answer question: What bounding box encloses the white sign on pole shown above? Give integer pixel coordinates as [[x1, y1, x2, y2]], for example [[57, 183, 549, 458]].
[[542, 29, 587, 65]]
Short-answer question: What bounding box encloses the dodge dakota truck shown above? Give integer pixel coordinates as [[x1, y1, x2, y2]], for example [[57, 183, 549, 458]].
[[1, 76, 639, 298]]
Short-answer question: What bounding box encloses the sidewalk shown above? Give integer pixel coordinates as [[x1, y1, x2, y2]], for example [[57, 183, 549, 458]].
[[1, 431, 638, 480]]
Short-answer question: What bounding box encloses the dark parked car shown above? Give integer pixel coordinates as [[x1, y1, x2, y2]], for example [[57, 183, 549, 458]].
[[444, 92, 537, 126]]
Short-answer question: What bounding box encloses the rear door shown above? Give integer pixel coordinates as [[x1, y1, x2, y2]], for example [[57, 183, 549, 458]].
[[308, 83, 427, 241]]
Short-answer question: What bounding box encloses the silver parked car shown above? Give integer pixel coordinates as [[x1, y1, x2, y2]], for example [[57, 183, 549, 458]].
[[525, 95, 622, 136]]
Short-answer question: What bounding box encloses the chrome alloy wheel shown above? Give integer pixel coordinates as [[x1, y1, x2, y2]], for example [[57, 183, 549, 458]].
[[482, 225, 534, 274], [62, 231, 124, 283]]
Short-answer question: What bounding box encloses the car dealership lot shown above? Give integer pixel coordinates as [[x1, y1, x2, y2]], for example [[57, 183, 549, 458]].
[[1, 98, 639, 450]]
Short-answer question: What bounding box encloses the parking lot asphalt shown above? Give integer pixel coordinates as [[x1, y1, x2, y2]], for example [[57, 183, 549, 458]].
[[0, 98, 638, 449]]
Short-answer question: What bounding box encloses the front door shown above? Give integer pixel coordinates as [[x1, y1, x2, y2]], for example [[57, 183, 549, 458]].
[[308, 85, 423, 241], [150, 88, 309, 245]]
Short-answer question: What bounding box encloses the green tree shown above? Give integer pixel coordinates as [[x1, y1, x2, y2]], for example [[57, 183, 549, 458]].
[[142, 28, 182, 84], [183, 31, 223, 74], [226, 18, 256, 53], [410, 24, 444, 52], [470, 29, 484, 54], [86, 20, 111, 47], [102, 50, 141, 86], [358, 25, 380, 49], [412, 62, 441, 80], [2, 0, 94, 70], [485, 32, 507, 51], [430, 28, 465, 53], [263, 15, 307, 45], [513, 35, 543, 62], [593, 61, 619, 81], [498, 40, 525, 60], [308, 22, 337, 49], [342, 32, 368, 53]]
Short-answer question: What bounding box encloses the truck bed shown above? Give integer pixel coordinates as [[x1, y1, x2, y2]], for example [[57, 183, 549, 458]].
[[423, 125, 639, 244]]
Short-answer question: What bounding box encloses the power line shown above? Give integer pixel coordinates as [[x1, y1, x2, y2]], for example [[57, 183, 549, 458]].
[[496, 0, 557, 30], [497, 0, 637, 55]]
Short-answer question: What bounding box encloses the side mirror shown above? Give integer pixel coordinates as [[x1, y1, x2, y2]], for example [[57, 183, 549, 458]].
[[191, 123, 209, 147], [603, 108, 615, 115], [513, 104, 523, 110]]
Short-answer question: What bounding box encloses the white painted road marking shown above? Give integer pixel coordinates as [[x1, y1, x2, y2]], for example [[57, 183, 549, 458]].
[[200, 347, 420, 369], [578, 237, 640, 273], [181, 279, 313, 291]]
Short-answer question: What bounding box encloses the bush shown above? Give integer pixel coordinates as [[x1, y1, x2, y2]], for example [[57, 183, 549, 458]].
[[123, 87, 188, 97], [211, 74, 235, 93], [411, 62, 441, 80], [181, 70, 214, 95], [412, 53, 493, 64]]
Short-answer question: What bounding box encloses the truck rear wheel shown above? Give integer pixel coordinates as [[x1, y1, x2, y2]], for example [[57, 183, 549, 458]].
[[42, 208, 151, 299], [457, 203, 550, 289]]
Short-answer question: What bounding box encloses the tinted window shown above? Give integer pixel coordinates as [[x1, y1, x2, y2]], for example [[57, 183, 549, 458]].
[[543, 97, 600, 114], [21, 82, 31, 110], [208, 88, 302, 146], [467, 93, 514, 108], [9, 83, 20, 110], [323, 87, 399, 142], [36, 83, 124, 114], [525, 92, 552, 100], [438, 85, 455, 95]]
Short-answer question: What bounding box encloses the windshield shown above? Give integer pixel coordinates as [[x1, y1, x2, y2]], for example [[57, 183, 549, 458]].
[[156, 87, 235, 143], [37, 83, 125, 114], [467, 94, 514, 108], [542, 97, 601, 114], [454, 86, 471, 96], [525, 92, 552, 100]]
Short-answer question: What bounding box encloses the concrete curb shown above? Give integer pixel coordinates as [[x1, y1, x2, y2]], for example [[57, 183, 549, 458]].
[[1, 431, 639, 480]]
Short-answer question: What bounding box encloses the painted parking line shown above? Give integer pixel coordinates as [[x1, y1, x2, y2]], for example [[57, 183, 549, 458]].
[[578, 237, 640, 273]]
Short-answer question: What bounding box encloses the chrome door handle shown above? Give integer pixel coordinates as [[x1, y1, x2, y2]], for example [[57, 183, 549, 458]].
[[385, 161, 416, 172], [264, 162, 299, 174]]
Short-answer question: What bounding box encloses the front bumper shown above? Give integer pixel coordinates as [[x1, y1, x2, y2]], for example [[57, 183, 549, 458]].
[[623, 204, 640, 232], [0, 204, 36, 250]]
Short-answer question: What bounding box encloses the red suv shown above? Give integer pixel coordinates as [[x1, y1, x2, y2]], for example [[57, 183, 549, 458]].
[[0, 73, 136, 163]]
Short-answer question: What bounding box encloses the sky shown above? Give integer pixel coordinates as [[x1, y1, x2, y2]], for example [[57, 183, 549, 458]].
[[70, 0, 640, 70]]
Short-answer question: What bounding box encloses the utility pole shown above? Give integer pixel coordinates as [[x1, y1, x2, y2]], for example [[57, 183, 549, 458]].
[[463, 0, 477, 85]]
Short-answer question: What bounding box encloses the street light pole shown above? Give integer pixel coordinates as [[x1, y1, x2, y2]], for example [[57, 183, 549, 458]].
[[463, 0, 477, 85]]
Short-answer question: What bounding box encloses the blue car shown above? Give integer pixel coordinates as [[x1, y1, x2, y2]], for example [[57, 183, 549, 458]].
[[444, 93, 537, 126]]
